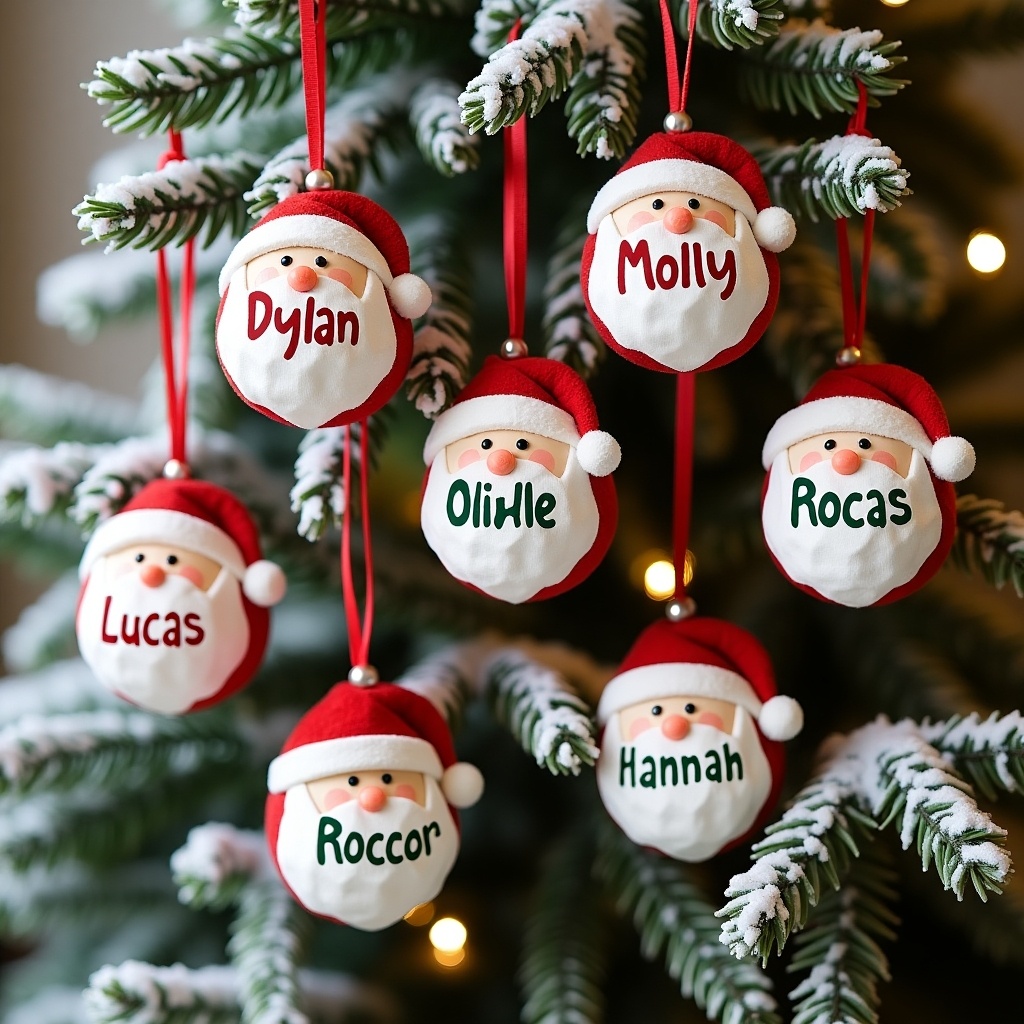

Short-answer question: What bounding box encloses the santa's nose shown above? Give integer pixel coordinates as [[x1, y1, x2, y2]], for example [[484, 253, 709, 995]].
[[661, 714, 690, 740], [287, 265, 318, 292], [831, 449, 861, 475], [486, 449, 517, 475], [139, 564, 166, 588], [359, 786, 386, 812], [664, 207, 694, 234]]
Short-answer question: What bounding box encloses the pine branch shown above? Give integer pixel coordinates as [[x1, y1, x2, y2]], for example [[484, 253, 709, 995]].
[[596, 821, 781, 1024], [228, 878, 313, 1024], [740, 20, 907, 118], [921, 712, 1024, 802], [0, 443, 97, 528], [718, 774, 877, 962], [460, 0, 590, 134], [519, 826, 608, 1024], [172, 823, 269, 912], [680, 0, 786, 51], [86, 962, 239, 1024], [395, 642, 482, 731], [229, 0, 466, 38], [757, 134, 910, 222], [951, 495, 1024, 598], [485, 648, 599, 776], [471, 0, 539, 55], [410, 78, 481, 176], [787, 845, 898, 1024], [0, 660, 116, 731], [75, 154, 264, 252], [542, 207, 603, 376], [2, 574, 80, 673]]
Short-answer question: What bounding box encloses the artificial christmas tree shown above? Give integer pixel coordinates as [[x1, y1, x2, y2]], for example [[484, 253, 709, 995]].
[[3, 1, 1024, 1023]]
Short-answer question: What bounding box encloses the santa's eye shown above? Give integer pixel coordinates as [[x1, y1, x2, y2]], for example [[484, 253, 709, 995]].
[[381, 773, 393, 784], [858, 438, 872, 450], [824, 439, 837, 451], [480, 438, 493, 450], [515, 438, 529, 451], [651, 705, 663, 716], [166, 555, 178, 566], [280, 255, 293, 266], [347, 776, 359, 786], [134, 553, 145, 563], [687, 198, 701, 210], [651, 198, 665, 211], [315, 256, 328, 268], [685, 703, 696, 714]]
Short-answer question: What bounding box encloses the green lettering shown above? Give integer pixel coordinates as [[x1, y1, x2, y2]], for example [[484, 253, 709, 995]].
[[404, 830, 423, 861], [366, 833, 385, 866], [866, 489, 887, 528], [525, 482, 534, 528], [640, 756, 657, 789], [472, 482, 482, 528], [888, 488, 912, 525], [343, 831, 364, 864], [482, 483, 492, 528], [819, 492, 841, 528], [493, 483, 523, 529], [317, 816, 343, 865], [423, 820, 441, 857], [704, 749, 722, 782], [446, 480, 471, 526], [660, 756, 678, 787], [680, 755, 701, 785], [842, 492, 865, 528], [791, 478, 818, 527], [386, 832, 404, 864], [619, 746, 636, 788], [724, 743, 743, 782], [535, 492, 557, 529]]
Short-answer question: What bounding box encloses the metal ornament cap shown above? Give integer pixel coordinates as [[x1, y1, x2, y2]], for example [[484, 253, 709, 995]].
[[500, 337, 529, 360], [304, 168, 335, 191], [663, 110, 693, 133], [347, 664, 379, 686], [836, 346, 862, 367], [665, 597, 697, 622], [162, 459, 191, 480]]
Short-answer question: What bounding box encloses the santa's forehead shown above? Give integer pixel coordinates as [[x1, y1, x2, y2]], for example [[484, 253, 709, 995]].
[[447, 428, 569, 446], [792, 429, 908, 446]]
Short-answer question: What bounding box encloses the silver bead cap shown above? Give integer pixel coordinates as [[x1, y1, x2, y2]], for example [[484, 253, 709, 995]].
[[348, 664, 380, 687], [665, 597, 697, 622], [305, 168, 335, 191]]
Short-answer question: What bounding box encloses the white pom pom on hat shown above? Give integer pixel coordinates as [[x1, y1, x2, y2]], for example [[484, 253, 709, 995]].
[[929, 436, 976, 483], [243, 560, 289, 607], [576, 431, 621, 477], [758, 695, 804, 742], [389, 273, 432, 320], [753, 208, 798, 253], [441, 762, 485, 808]]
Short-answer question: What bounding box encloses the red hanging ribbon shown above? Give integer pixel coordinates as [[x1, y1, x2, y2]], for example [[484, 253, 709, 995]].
[[672, 373, 696, 602], [504, 21, 528, 342], [340, 422, 376, 671], [298, 0, 328, 172], [660, 0, 700, 115], [155, 130, 194, 466]]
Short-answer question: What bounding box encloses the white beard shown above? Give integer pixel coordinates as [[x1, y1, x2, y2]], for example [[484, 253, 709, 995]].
[[275, 779, 460, 931], [596, 708, 771, 862], [420, 451, 600, 604], [76, 567, 250, 715], [216, 268, 398, 428], [586, 214, 769, 372], [761, 448, 943, 607]]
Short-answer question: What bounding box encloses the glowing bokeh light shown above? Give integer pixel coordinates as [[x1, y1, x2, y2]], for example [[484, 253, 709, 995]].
[[429, 917, 468, 953], [967, 231, 1006, 274]]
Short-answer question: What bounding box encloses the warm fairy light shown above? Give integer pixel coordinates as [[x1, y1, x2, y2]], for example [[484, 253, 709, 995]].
[[429, 917, 467, 953], [967, 231, 1006, 274], [644, 560, 676, 600], [403, 902, 435, 926], [879, 0, 910, 7], [433, 948, 466, 968]]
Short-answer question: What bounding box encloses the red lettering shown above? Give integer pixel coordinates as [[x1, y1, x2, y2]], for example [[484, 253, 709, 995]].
[[142, 613, 160, 646], [617, 239, 654, 294], [314, 307, 335, 346], [303, 296, 314, 346], [655, 254, 678, 289], [692, 243, 706, 288], [121, 615, 141, 647], [275, 306, 301, 360], [184, 613, 205, 646], [706, 249, 737, 301], [679, 243, 690, 287], [337, 310, 360, 347], [101, 596, 118, 644], [247, 291, 273, 339], [162, 613, 182, 647]]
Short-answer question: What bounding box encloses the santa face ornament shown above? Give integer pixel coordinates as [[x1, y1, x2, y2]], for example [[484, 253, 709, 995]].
[[266, 682, 483, 931], [581, 132, 796, 374], [420, 356, 621, 604], [595, 618, 802, 863], [761, 365, 976, 607], [76, 479, 286, 715], [216, 191, 431, 429]]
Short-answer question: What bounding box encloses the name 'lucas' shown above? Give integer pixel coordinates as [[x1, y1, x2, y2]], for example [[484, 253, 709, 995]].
[[618, 743, 744, 789]]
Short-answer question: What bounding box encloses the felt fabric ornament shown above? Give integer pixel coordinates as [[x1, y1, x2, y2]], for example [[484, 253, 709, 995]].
[[595, 617, 802, 863], [760, 362, 976, 608], [581, 131, 796, 374], [76, 478, 286, 715], [216, 190, 431, 429], [420, 354, 621, 604], [266, 681, 483, 931]]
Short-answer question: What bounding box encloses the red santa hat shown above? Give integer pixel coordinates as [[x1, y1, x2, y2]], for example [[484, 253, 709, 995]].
[[586, 131, 797, 253], [217, 190, 431, 320], [596, 617, 803, 743], [267, 682, 484, 809], [423, 355, 621, 477], [79, 478, 287, 608], [761, 363, 975, 483]]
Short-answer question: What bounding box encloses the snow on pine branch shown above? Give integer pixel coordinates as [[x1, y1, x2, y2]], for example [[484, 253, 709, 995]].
[[952, 494, 1024, 598], [2, 574, 80, 673], [0, 661, 115, 732], [686, 0, 785, 51], [75, 153, 264, 252], [410, 79, 481, 176], [741, 20, 907, 118], [759, 134, 911, 222], [484, 647, 599, 775], [395, 640, 486, 729], [471, 0, 538, 55], [229, 0, 463, 39], [172, 822, 270, 911], [921, 711, 1024, 802], [0, 443, 96, 527]]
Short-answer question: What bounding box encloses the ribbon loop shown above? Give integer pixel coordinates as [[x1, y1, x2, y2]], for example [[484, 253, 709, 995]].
[[660, 0, 700, 117], [298, 0, 328, 173], [340, 422, 376, 672], [503, 22, 529, 350]]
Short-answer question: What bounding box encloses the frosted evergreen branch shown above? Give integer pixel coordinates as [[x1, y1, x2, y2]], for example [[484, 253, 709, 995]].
[[228, 878, 313, 1024], [519, 827, 608, 1024], [410, 79, 481, 176], [921, 712, 1024, 802], [472, 0, 538, 55], [229, 0, 466, 38], [0, 365, 138, 446], [75, 153, 264, 252], [395, 642, 483, 731], [405, 219, 473, 418], [952, 495, 1024, 598], [172, 823, 270, 912], [2, 575, 81, 673], [757, 134, 910, 222], [460, 0, 590, 134], [679, 0, 785, 51], [246, 77, 413, 215], [564, 0, 645, 159], [718, 775, 877, 962], [485, 648, 599, 775], [0, 443, 97, 528], [739, 20, 907, 118], [543, 210, 603, 375], [787, 846, 898, 1024], [86, 962, 239, 1024], [596, 820, 780, 1024], [0, 660, 116, 730]]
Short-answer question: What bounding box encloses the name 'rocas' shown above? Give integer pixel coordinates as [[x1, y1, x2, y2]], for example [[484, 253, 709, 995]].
[[316, 817, 443, 866], [618, 743, 744, 789], [446, 480, 557, 530], [789, 478, 912, 529], [247, 292, 360, 360], [617, 239, 737, 300]]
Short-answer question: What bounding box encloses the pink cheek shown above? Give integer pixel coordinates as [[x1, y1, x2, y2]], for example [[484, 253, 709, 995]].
[[176, 565, 204, 587], [696, 712, 724, 729], [253, 267, 279, 285], [702, 210, 728, 231], [323, 789, 352, 810], [394, 784, 416, 801], [457, 449, 481, 469], [527, 450, 556, 472], [326, 268, 353, 288], [625, 211, 656, 233], [799, 451, 823, 471], [871, 451, 898, 471], [628, 717, 652, 740]]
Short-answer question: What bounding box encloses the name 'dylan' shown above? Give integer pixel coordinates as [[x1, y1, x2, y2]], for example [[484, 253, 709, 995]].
[[247, 292, 360, 361], [618, 743, 744, 789], [316, 817, 443, 866], [617, 239, 737, 299], [790, 478, 912, 529], [446, 480, 557, 530]]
